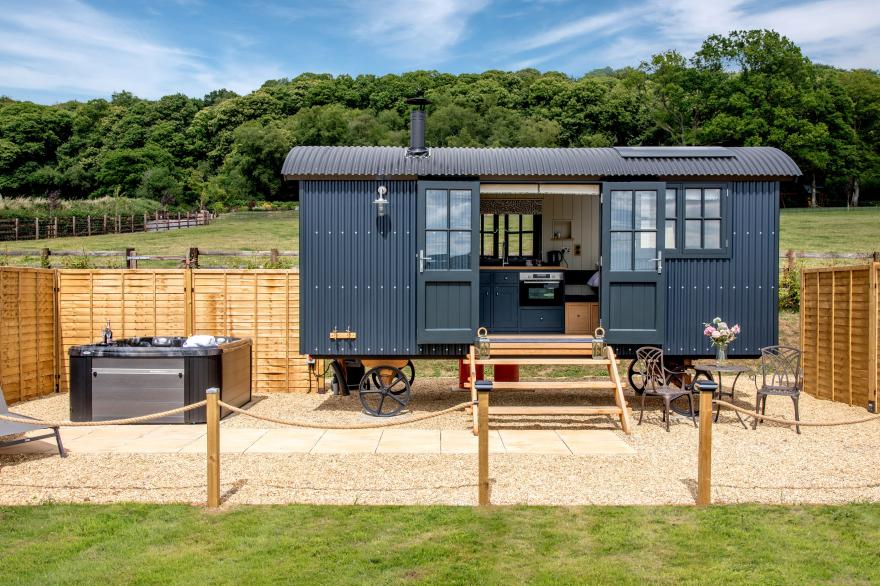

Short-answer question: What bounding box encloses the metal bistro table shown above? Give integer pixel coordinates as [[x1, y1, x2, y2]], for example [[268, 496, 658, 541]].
[[694, 363, 751, 429]]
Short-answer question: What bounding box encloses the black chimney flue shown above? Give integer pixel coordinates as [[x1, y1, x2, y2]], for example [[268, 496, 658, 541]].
[[405, 97, 430, 157]]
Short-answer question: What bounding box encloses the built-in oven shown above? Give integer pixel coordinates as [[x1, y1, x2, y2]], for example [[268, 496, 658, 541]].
[[519, 271, 564, 306]]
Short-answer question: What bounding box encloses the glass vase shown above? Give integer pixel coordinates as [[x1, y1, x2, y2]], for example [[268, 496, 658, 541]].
[[715, 345, 727, 364]]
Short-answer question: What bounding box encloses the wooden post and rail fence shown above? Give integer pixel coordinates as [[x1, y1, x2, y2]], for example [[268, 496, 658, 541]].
[[0, 212, 212, 242], [1, 247, 297, 269]]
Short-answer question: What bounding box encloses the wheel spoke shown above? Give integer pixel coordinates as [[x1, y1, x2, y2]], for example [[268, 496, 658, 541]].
[[388, 393, 407, 406], [377, 394, 386, 414]]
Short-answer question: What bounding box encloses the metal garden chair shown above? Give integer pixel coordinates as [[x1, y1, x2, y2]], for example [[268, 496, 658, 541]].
[[0, 387, 66, 457], [635, 347, 697, 432], [753, 345, 802, 434]]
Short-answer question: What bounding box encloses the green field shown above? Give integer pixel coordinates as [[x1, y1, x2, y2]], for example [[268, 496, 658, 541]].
[[0, 504, 877, 585], [779, 207, 880, 253]]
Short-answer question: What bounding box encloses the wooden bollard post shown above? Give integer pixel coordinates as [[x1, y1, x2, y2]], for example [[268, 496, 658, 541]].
[[696, 380, 718, 505], [206, 387, 220, 508], [476, 380, 492, 506]]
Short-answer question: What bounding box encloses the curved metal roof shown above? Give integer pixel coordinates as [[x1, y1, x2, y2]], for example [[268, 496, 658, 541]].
[[281, 146, 801, 179]]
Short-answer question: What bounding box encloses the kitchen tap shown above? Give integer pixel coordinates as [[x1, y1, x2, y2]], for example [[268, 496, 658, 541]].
[[102, 320, 113, 344]]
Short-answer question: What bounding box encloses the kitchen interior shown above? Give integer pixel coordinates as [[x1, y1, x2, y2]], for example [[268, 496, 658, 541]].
[[478, 183, 600, 335]]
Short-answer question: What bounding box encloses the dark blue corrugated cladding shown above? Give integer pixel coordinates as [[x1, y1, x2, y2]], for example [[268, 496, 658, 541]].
[[664, 181, 779, 357], [300, 180, 418, 357], [299, 180, 468, 358]]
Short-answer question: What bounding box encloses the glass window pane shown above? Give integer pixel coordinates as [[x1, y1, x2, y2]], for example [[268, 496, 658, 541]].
[[611, 191, 632, 229], [634, 231, 657, 271], [426, 230, 447, 270], [665, 188, 677, 218], [635, 190, 657, 230], [521, 214, 534, 231], [426, 189, 447, 229], [482, 232, 494, 257], [704, 219, 721, 249], [703, 188, 721, 217], [610, 232, 632, 271], [449, 231, 471, 269], [685, 220, 702, 248], [449, 189, 471, 229], [685, 189, 702, 218], [521, 232, 533, 256], [508, 215, 520, 232], [665, 220, 676, 249]]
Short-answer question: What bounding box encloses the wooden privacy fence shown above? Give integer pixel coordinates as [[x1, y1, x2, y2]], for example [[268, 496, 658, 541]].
[[56, 269, 316, 395], [0, 268, 58, 404], [801, 263, 879, 410], [0, 212, 211, 242]]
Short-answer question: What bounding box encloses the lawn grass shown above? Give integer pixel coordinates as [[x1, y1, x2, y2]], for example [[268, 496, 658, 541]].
[[0, 504, 877, 585], [779, 206, 880, 253]]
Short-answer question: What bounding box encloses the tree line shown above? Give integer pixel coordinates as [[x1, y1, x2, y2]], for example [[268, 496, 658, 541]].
[[0, 30, 877, 210]]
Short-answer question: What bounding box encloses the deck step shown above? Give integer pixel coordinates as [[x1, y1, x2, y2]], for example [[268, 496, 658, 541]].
[[488, 406, 629, 416], [487, 381, 617, 390], [474, 358, 611, 366]]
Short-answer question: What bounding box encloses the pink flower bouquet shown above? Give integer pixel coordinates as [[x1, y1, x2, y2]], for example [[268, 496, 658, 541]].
[[702, 317, 740, 349]]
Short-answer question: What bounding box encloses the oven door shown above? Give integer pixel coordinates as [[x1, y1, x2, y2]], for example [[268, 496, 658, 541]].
[[519, 281, 563, 306]]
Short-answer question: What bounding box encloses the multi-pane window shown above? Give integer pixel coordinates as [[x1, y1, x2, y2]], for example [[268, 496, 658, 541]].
[[426, 188, 472, 270], [664, 188, 677, 249], [684, 187, 722, 250], [609, 189, 658, 271], [480, 214, 540, 260]]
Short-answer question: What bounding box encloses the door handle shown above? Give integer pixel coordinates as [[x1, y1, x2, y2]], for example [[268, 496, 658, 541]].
[[418, 249, 427, 273], [651, 250, 663, 275]]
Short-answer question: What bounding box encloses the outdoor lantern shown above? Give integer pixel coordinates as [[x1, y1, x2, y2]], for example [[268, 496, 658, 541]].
[[592, 327, 606, 359], [373, 185, 389, 216], [477, 327, 490, 359]]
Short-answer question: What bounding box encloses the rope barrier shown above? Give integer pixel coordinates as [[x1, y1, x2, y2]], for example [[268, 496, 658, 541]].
[[0, 400, 207, 427], [713, 400, 880, 427], [217, 400, 472, 429]]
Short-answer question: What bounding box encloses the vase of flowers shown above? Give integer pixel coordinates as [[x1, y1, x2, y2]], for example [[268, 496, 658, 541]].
[[703, 317, 740, 364]]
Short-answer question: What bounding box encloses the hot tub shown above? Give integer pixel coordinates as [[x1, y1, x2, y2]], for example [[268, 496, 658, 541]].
[[69, 336, 252, 424]]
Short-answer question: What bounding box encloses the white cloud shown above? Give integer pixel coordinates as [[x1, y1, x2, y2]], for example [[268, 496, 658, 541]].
[[349, 0, 491, 63], [0, 0, 284, 101], [508, 0, 880, 71]]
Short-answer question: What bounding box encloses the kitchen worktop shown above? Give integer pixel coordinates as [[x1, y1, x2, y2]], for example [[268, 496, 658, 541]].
[[479, 266, 566, 270]]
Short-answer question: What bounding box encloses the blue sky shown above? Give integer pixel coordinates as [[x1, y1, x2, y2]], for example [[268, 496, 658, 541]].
[[1, 0, 878, 104]]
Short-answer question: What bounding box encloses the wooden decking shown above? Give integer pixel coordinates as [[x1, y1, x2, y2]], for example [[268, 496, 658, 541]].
[[467, 335, 633, 435]]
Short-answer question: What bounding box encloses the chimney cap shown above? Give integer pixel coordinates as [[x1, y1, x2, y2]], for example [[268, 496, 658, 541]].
[[405, 97, 431, 108]]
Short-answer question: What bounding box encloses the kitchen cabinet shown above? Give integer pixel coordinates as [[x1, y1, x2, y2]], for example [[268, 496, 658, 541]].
[[479, 285, 491, 327], [519, 308, 564, 332], [491, 285, 519, 331], [564, 301, 599, 334]]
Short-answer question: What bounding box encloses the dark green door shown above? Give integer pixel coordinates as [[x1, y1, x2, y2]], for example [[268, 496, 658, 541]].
[[417, 181, 480, 344], [600, 182, 666, 345]]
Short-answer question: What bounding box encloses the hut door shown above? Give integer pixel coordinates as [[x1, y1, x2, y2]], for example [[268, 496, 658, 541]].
[[417, 180, 480, 344], [600, 182, 666, 345]]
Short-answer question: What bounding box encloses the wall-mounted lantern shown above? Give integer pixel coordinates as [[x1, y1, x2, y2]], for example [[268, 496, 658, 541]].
[[373, 185, 389, 217]]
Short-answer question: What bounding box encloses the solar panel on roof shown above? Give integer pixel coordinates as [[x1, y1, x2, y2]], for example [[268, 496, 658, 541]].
[[614, 146, 734, 158]]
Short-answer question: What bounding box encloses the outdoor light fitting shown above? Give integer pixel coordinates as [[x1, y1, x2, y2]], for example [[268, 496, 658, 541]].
[[373, 185, 389, 216]]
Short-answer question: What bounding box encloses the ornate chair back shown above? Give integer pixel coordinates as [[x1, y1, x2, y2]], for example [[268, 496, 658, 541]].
[[635, 346, 670, 392], [759, 346, 801, 392]]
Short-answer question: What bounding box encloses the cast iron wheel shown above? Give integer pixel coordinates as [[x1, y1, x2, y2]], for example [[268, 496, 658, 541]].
[[670, 370, 715, 416], [370, 360, 415, 392], [627, 357, 688, 394], [359, 366, 411, 417]]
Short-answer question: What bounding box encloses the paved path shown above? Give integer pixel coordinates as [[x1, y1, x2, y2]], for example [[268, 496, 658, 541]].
[[0, 425, 634, 456]]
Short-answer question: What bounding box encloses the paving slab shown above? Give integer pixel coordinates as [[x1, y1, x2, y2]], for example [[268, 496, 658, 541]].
[[498, 430, 572, 455], [440, 430, 506, 454], [377, 429, 440, 454], [179, 428, 266, 454], [246, 429, 325, 454], [556, 430, 636, 455], [63, 426, 158, 454], [110, 425, 206, 454], [310, 429, 382, 454]]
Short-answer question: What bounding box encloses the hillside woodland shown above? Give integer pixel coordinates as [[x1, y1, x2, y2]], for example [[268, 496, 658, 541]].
[[1, 30, 878, 211]]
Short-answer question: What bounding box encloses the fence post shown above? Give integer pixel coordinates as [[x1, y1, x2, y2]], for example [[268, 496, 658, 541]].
[[188, 247, 200, 269], [125, 247, 135, 269], [53, 217, 58, 238], [270, 248, 279, 265], [14, 217, 18, 241], [40, 248, 50, 268], [103, 215, 107, 234], [87, 215, 91, 237], [35, 218, 39, 240], [477, 382, 491, 506], [115, 214, 120, 234], [206, 387, 220, 508], [696, 380, 718, 505]]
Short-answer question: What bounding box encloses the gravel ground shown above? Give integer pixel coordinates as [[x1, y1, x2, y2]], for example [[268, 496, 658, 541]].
[[2, 377, 879, 506]]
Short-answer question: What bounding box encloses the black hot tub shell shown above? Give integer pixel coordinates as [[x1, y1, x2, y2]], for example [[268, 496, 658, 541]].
[[69, 336, 252, 424]]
